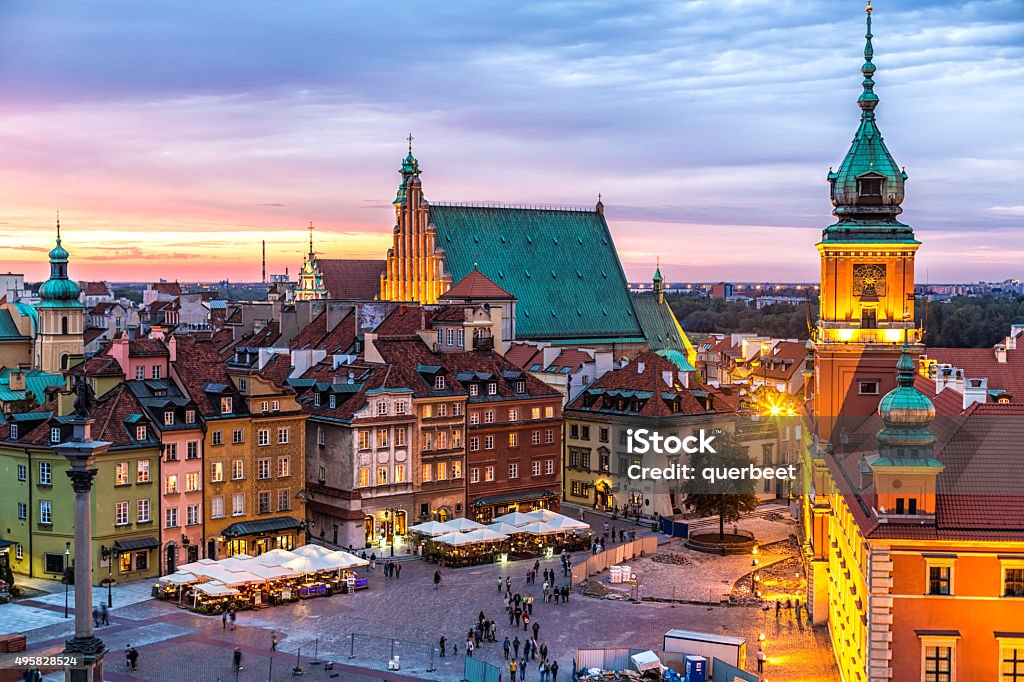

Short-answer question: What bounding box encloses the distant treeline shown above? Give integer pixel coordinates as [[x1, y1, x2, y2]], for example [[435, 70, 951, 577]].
[[918, 296, 1024, 348], [668, 294, 1023, 348], [668, 295, 815, 340]]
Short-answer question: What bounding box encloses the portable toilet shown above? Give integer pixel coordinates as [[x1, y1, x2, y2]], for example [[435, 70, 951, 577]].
[[684, 655, 706, 682]]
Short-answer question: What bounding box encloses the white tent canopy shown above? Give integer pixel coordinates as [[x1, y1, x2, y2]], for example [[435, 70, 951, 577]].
[[516, 521, 561, 535], [487, 522, 520, 535], [492, 512, 536, 527], [325, 551, 369, 569], [194, 581, 239, 597], [463, 528, 509, 543], [408, 520, 457, 536], [291, 544, 337, 560], [159, 571, 199, 585], [444, 517, 486, 532], [178, 558, 216, 572], [254, 548, 300, 566], [524, 509, 562, 523], [432, 531, 481, 546], [544, 515, 590, 531]]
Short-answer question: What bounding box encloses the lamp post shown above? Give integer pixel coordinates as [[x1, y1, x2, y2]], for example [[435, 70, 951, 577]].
[[101, 545, 118, 608], [56, 377, 111, 682], [63, 542, 71, 618]]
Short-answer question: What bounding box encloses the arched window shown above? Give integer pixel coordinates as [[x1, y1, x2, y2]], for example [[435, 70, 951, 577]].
[[60, 354, 69, 370], [61, 316, 69, 335]]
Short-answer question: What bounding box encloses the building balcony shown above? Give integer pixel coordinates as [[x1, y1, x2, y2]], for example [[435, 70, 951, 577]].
[[815, 324, 922, 346]]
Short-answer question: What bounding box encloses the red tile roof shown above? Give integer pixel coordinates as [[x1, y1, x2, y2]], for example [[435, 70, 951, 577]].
[[923, 346, 1024, 400], [567, 351, 722, 417], [259, 353, 294, 387], [70, 346, 124, 377], [757, 341, 807, 381], [151, 282, 182, 296], [84, 327, 107, 345], [319, 259, 386, 300], [439, 269, 514, 301], [505, 343, 541, 370], [129, 337, 169, 357], [375, 305, 434, 338], [289, 311, 328, 350], [544, 349, 592, 374], [81, 281, 112, 296], [172, 336, 236, 416], [9, 384, 155, 449]]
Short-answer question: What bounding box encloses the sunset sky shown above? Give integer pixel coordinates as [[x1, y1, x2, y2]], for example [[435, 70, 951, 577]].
[[0, 0, 1021, 284]]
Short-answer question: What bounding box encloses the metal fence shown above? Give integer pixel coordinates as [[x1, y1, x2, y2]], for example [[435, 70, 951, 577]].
[[712, 657, 758, 682], [575, 647, 647, 672], [346, 631, 437, 676], [464, 656, 502, 682]]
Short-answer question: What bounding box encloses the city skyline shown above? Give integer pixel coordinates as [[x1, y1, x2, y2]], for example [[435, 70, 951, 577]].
[[0, 0, 1022, 283]]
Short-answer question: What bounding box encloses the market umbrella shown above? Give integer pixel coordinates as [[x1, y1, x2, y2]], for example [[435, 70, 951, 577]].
[[291, 544, 338, 560], [524, 509, 562, 524], [463, 528, 508, 543], [324, 551, 369, 569], [254, 548, 300, 566], [516, 522, 561, 535], [408, 520, 457, 536], [179, 558, 217, 572], [159, 571, 199, 585], [492, 512, 535, 527], [544, 515, 590, 531], [444, 517, 486, 532], [432, 531, 480, 546], [194, 581, 238, 597], [487, 522, 520, 535]]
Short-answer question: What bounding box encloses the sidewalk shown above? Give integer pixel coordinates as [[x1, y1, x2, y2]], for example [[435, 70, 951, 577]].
[[0, 578, 156, 639]]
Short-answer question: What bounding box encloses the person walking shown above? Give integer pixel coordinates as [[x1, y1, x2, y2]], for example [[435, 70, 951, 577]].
[[519, 656, 527, 681], [222, 610, 228, 630], [439, 635, 447, 658], [233, 647, 243, 672], [229, 606, 237, 631], [396, 562, 402, 579], [532, 621, 540, 641], [124, 644, 131, 672], [505, 576, 511, 593], [271, 630, 278, 651], [128, 647, 139, 673], [503, 635, 511, 659], [539, 641, 548, 664], [434, 570, 442, 589], [523, 612, 530, 632], [509, 658, 518, 680], [527, 594, 534, 615], [550, 659, 559, 682], [100, 603, 109, 626], [512, 636, 521, 659], [466, 638, 475, 657], [370, 553, 376, 570], [756, 647, 766, 673], [498, 576, 504, 593]]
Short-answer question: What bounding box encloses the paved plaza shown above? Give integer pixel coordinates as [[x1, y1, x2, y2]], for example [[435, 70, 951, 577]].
[[1, 527, 839, 682]]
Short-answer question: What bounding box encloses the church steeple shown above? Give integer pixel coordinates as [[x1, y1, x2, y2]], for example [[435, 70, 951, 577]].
[[34, 215, 84, 372], [825, 1, 911, 238], [652, 258, 664, 304]]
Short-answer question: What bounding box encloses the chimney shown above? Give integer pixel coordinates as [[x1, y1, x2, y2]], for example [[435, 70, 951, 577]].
[[963, 377, 988, 410], [168, 335, 177, 363], [9, 370, 25, 392], [111, 333, 131, 374], [995, 343, 1007, 364], [662, 371, 673, 388], [637, 361, 645, 374]]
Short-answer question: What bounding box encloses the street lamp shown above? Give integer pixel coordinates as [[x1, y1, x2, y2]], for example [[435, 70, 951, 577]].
[[63, 542, 71, 618], [101, 545, 119, 608], [383, 509, 396, 557]]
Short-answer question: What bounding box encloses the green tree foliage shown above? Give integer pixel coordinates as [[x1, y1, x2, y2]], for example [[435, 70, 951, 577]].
[[668, 295, 815, 340], [683, 431, 761, 540], [918, 296, 1024, 348]]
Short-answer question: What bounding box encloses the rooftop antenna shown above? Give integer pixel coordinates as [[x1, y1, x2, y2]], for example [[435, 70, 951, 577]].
[[262, 240, 266, 284]]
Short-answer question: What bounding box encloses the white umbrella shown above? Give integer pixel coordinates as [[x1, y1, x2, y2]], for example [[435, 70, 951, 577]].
[[545, 515, 590, 531], [432, 531, 480, 546], [325, 551, 369, 569], [524, 509, 562, 523], [492, 512, 535, 527], [160, 571, 199, 585], [254, 548, 300, 566], [516, 522, 561, 535], [194, 581, 239, 597], [408, 520, 457, 536], [179, 558, 216, 572], [464, 528, 508, 543], [487, 522, 520, 535], [291, 544, 337, 560], [444, 517, 486, 532]]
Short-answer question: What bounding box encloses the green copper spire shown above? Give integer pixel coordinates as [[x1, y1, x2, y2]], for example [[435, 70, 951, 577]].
[[395, 133, 421, 204], [824, 2, 914, 242], [38, 213, 82, 308], [877, 344, 935, 452]]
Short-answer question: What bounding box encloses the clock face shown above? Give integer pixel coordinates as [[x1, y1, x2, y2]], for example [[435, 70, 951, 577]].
[[853, 264, 887, 296]]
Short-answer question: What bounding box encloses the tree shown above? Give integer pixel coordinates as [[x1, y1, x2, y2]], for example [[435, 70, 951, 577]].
[[683, 430, 761, 540]]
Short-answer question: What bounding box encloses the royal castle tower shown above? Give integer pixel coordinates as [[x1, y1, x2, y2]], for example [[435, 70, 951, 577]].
[[379, 137, 452, 304], [813, 2, 922, 441], [34, 219, 84, 372]]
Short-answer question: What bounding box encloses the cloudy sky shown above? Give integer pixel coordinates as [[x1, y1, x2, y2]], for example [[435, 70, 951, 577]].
[[0, 0, 1021, 283]]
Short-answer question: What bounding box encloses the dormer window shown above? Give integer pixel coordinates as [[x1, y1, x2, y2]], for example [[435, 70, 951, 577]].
[[313, 393, 321, 407], [238, 378, 248, 392], [857, 175, 884, 198], [9, 424, 18, 440], [515, 380, 525, 393], [220, 397, 233, 414], [50, 427, 60, 444], [329, 394, 336, 409], [469, 384, 479, 397], [164, 411, 175, 426], [434, 376, 446, 390], [487, 382, 497, 395], [136, 425, 147, 441]]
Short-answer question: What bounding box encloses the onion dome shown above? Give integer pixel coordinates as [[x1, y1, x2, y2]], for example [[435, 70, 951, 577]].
[[37, 218, 82, 307], [824, 3, 913, 242], [877, 349, 935, 449]]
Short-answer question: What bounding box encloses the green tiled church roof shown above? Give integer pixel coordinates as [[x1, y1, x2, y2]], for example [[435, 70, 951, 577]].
[[430, 204, 643, 341], [631, 291, 689, 354]]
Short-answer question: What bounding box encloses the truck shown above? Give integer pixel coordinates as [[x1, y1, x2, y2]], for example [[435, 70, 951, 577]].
[[662, 629, 746, 678]]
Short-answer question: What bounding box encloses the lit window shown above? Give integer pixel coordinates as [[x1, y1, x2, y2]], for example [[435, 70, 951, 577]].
[[484, 466, 494, 482], [487, 382, 497, 395], [211, 461, 224, 483], [185, 410, 196, 423], [137, 460, 150, 483], [509, 432, 519, 447], [437, 462, 448, 480], [545, 406, 554, 418], [164, 411, 175, 426], [231, 459, 244, 480], [509, 408, 518, 421], [358, 468, 370, 487], [377, 428, 388, 448], [422, 464, 433, 482], [395, 428, 406, 447], [358, 431, 370, 450], [531, 407, 541, 420], [165, 475, 179, 494], [278, 456, 290, 477], [221, 397, 233, 414], [394, 464, 406, 483], [115, 462, 129, 486], [452, 460, 462, 479]]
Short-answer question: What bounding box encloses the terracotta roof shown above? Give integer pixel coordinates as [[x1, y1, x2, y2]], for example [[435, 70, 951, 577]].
[[89, 301, 118, 315], [375, 306, 434, 338], [317, 314, 357, 355], [9, 384, 157, 449], [81, 281, 112, 296], [430, 305, 473, 322], [542, 349, 592, 374], [506, 343, 541, 370], [566, 351, 721, 417], [84, 327, 107, 345], [439, 269, 514, 301], [757, 341, 808, 381], [318, 259, 385, 300], [172, 336, 238, 416], [259, 353, 294, 387], [289, 311, 328, 350], [923, 346, 1024, 400], [151, 282, 182, 296], [129, 337, 169, 357], [70, 346, 123, 377]]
